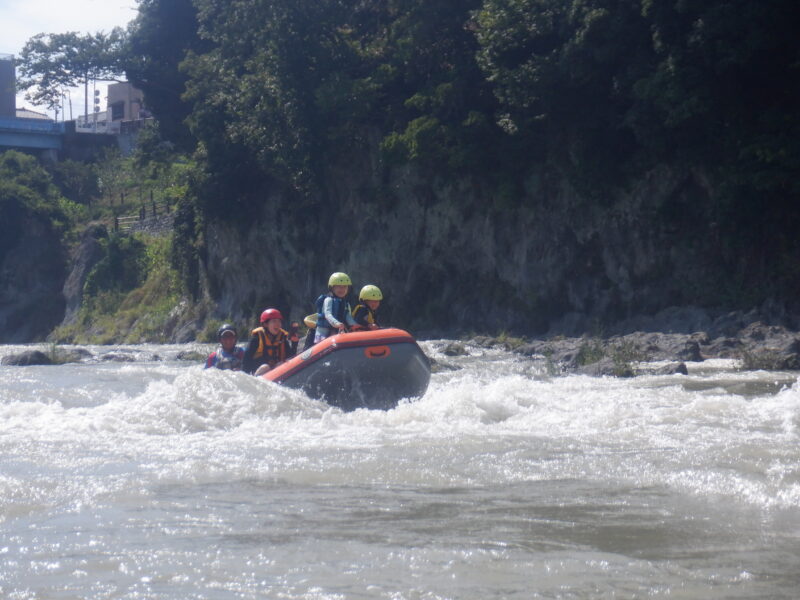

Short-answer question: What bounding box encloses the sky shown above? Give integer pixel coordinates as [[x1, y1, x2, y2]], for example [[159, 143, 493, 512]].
[[0, 0, 139, 119]]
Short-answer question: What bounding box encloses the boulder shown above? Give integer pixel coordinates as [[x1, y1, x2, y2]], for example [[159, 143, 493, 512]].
[[1, 350, 53, 366], [574, 357, 635, 377], [429, 357, 461, 373], [175, 350, 207, 362], [677, 340, 703, 362], [741, 337, 800, 371], [442, 342, 468, 356], [100, 353, 136, 362], [651, 362, 689, 375]]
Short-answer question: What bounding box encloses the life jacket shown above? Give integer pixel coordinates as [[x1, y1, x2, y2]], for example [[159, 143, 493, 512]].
[[352, 303, 377, 328], [316, 293, 351, 331], [250, 326, 289, 366], [206, 346, 244, 370]]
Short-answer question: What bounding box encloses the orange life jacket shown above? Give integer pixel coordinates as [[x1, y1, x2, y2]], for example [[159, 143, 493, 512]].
[[251, 327, 288, 366]]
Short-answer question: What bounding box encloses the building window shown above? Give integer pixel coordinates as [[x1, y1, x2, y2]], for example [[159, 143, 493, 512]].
[[110, 101, 124, 121]]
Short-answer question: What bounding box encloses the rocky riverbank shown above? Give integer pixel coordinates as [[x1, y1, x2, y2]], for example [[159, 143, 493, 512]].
[[435, 308, 800, 377], [4, 305, 799, 379]]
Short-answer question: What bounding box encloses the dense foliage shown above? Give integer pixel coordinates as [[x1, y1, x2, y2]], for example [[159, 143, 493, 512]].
[[12, 0, 799, 335], [124, 0, 799, 194], [125, 0, 210, 151], [0, 151, 82, 257], [17, 30, 127, 118]]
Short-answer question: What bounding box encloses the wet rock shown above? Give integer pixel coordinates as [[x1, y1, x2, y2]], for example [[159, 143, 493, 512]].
[[513, 342, 541, 357], [1, 350, 53, 366], [429, 357, 461, 373], [704, 337, 743, 359], [100, 353, 136, 362], [739, 321, 789, 342], [574, 357, 635, 378], [57, 348, 93, 363], [677, 340, 703, 362], [175, 350, 206, 362], [740, 337, 800, 371], [442, 342, 468, 356], [504, 315, 800, 377], [651, 362, 689, 376], [468, 336, 495, 348]]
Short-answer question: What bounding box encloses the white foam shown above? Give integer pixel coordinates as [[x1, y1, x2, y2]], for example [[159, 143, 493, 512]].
[[2, 351, 799, 511]]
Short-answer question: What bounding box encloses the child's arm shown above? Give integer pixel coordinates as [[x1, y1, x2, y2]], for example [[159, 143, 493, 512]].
[[344, 303, 357, 327], [352, 305, 369, 328]]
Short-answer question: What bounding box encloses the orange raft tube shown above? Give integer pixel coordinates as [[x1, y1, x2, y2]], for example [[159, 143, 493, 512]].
[[262, 328, 431, 411]]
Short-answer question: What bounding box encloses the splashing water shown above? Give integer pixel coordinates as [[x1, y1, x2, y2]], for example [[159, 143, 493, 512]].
[[1, 341, 799, 598]]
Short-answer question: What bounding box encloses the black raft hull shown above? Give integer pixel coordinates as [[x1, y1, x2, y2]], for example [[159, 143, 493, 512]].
[[263, 328, 430, 411]]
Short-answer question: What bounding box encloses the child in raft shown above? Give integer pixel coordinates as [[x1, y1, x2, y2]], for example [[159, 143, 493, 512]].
[[313, 272, 357, 344], [351, 285, 382, 330], [205, 323, 245, 370], [243, 308, 295, 375]]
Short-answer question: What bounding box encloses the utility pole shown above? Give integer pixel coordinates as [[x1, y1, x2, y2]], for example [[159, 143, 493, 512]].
[[84, 76, 88, 126], [93, 86, 100, 132]]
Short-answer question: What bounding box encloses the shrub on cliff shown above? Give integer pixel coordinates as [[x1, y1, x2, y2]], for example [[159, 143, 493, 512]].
[[0, 150, 85, 254], [83, 234, 148, 300]]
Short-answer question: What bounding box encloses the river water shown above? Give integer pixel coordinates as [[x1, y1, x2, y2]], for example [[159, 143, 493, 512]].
[[1, 340, 799, 599]]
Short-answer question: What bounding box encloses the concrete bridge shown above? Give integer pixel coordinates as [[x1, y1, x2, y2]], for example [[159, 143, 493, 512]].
[[0, 117, 118, 161], [0, 116, 65, 155]]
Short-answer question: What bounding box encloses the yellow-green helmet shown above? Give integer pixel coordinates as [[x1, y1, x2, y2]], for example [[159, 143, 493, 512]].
[[359, 284, 383, 301], [328, 272, 352, 287]]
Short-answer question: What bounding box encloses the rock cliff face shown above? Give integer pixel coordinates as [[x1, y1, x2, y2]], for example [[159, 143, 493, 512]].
[[60, 225, 108, 326], [0, 214, 67, 342], [197, 151, 740, 337]]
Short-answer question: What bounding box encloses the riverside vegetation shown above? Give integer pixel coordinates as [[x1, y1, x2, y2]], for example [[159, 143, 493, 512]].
[[2, 0, 799, 372]]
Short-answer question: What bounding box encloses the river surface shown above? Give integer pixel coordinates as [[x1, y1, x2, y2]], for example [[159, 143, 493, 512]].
[[1, 340, 799, 599]]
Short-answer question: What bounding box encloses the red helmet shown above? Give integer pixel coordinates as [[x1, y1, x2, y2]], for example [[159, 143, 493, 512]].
[[260, 308, 283, 323]]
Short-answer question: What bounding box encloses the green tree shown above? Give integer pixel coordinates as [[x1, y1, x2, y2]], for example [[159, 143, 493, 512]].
[[474, 0, 655, 187], [132, 120, 175, 178], [17, 29, 127, 122], [0, 150, 72, 257], [636, 0, 800, 295], [184, 0, 359, 195], [371, 0, 502, 171], [49, 160, 100, 205], [635, 0, 800, 184], [125, 0, 209, 150], [83, 234, 148, 298]]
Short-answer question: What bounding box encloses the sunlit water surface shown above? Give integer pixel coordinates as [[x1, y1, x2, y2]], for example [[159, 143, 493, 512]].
[[1, 341, 799, 599]]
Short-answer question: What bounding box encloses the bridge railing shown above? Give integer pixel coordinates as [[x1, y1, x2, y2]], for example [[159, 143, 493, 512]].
[[0, 117, 65, 134]]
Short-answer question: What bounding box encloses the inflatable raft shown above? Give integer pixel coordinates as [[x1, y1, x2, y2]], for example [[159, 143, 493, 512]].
[[262, 328, 430, 411]]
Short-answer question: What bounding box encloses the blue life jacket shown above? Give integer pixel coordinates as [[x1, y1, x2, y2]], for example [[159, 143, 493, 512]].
[[205, 346, 244, 370], [316, 293, 350, 331]]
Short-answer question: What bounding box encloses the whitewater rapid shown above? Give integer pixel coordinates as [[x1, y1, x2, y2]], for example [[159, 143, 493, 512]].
[[1, 340, 799, 598]]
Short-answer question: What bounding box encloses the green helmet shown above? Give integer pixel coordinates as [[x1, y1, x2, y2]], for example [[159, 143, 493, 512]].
[[359, 284, 383, 301], [328, 272, 352, 287]]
